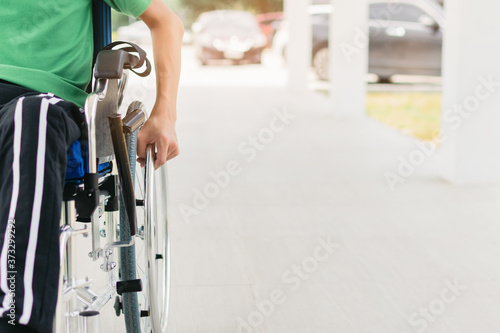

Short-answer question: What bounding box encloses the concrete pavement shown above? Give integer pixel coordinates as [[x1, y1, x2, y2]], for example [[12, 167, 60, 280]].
[[102, 46, 500, 332]]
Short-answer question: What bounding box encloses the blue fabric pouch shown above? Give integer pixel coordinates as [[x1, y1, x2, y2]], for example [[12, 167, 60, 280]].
[[66, 140, 85, 180], [65, 140, 111, 182]]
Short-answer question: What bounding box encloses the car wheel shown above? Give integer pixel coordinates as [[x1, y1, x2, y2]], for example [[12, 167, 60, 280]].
[[254, 53, 262, 64], [378, 76, 392, 84], [199, 55, 208, 66], [313, 47, 329, 81]]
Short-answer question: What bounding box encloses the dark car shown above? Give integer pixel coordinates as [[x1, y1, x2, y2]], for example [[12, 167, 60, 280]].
[[192, 10, 267, 65], [309, 0, 444, 81]]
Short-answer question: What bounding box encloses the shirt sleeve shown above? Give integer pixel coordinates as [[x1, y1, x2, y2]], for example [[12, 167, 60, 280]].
[[104, 0, 153, 18]]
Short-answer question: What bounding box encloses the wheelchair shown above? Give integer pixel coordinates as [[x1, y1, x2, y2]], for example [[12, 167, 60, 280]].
[[52, 3, 170, 333]]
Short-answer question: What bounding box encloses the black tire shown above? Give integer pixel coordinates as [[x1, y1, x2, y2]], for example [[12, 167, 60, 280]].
[[378, 76, 392, 84], [313, 46, 330, 81], [121, 101, 143, 333], [120, 101, 170, 333], [199, 52, 209, 66]]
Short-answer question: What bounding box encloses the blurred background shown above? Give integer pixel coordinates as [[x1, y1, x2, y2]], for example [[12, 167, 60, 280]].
[[108, 0, 500, 332], [114, 0, 446, 141]]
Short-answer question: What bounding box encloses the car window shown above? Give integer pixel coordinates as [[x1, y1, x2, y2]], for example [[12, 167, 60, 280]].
[[370, 3, 426, 23], [311, 13, 329, 25], [206, 13, 259, 30]]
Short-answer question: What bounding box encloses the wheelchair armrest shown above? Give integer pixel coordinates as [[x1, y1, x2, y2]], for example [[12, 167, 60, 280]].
[[94, 49, 139, 79]]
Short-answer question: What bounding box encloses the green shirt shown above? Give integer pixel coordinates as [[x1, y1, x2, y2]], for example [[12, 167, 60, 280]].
[[0, 0, 152, 107]]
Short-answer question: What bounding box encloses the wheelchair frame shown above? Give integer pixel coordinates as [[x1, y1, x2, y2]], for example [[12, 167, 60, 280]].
[[52, 43, 170, 333]]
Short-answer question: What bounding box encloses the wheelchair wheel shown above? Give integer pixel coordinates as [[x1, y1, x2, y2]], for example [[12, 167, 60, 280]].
[[136, 147, 170, 333], [121, 102, 170, 333]]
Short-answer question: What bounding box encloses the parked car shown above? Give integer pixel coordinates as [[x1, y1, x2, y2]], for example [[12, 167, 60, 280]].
[[274, 0, 445, 82], [117, 20, 193, 45], [192, 10, 267, 65], [272, 4, 333, 62], [256, 12, 284, 48]]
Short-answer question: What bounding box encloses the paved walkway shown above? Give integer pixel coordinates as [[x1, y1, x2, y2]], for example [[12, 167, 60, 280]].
[[164, 74, 500, 332], [101, 47, 500, 332]]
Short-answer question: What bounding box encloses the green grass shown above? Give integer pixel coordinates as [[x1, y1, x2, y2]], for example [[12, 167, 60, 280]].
[[366, 92, 441, 141]]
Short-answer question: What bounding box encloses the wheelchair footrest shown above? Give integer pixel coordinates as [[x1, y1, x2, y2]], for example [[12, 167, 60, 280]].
[[116, 279, 142, 295]]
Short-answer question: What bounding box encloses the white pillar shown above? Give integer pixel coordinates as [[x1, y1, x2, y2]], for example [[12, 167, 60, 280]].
[[440, 0, 500, 184], [285, 0, 311, 93], [329, 0, 368, 116]]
